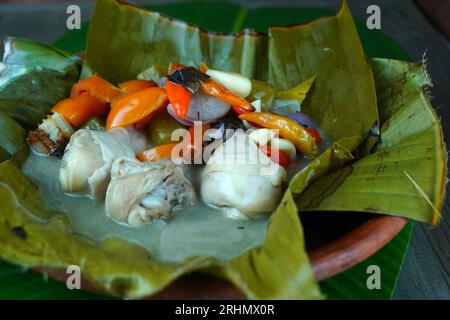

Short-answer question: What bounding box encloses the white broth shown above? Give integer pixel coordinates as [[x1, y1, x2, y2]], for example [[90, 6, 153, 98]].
[[21, 131, 326, 263], [22, 151, 268, 263]]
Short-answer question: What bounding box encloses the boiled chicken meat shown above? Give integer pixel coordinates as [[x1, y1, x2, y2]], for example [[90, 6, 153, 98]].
[[59, 126, 147, 198], [105, 157, 197, 227], [201, 131, 287, 219]]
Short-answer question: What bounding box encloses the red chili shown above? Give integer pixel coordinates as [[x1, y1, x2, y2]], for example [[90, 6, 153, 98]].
[[305, 128, 322, 145], [166, 80, 192, 119], [201, 79, 254, 115], [259, 145, 291, 169]]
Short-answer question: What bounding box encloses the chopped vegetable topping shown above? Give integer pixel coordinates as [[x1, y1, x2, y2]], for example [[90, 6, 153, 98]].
[[201, 78, 255, 115], [136, 143, 178, 162], [248, 128, 277, 146], [180, 123, 211, 163], [205, 68, 252, 98], [259, 145, 291, 169], [270, 137, 297, 159], [145, 111, 185, 146], [168, 66, 209, 94], [51, 95, 108, 128], [71, 75, 123, 103], [166, 80, 192, 119], [168, 62, 187, 73], [106, 87, 168, 130], [305, 127, 322, 145], [239, 112, 318, 157]]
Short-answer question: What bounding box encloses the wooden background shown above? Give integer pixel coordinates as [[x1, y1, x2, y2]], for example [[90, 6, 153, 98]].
[[0, 0, 449, 299]]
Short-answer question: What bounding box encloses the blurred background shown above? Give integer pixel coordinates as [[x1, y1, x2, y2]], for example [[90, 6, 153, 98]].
[[0, 0, 449, 39]]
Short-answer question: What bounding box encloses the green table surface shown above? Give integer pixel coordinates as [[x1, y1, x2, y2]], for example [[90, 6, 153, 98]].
[[0, 1, 414, 300]]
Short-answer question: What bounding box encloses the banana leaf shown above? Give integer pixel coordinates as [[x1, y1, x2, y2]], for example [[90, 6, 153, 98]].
[[267, 1, 380, 196], [298, 59, 447, 225], [0, 110, 26, 157], [81, 0, 268, 83], [269, 1, 378, 144], [3, 37, 80, 75], [0, 38, 81, 128], [0, 157, 322, 299]]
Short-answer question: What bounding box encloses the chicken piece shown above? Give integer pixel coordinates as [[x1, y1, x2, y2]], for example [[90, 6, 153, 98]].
[[59, 126, 147, 198], [105, 157, 196, 227], [201, 131, 287, 219]]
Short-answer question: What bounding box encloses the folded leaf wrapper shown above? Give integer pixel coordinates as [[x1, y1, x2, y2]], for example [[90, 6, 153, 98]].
[[269, 1, 378, 144], [81, 0, 268, 82], [0, 0, 446, 300], [0, 37, 81, 128], [298, 59, 447, 225], [0, 110, 26, 159]]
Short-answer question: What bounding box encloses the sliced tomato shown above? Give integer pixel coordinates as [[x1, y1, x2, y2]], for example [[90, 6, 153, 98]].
[[259, 145, 291, 169], [166, 80, 192, 119], [106, 87, 168, 130], [305, 128, 322, 145]]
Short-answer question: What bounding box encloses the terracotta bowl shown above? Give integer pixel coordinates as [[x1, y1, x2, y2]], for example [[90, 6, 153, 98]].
[[35, 213, 407, 299]]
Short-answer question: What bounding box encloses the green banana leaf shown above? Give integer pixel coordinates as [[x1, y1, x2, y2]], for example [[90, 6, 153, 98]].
[[320, 220, 413, 299], [2, 37, 80, 74], [276, 75, 316, 102], [269, 1, 378, 144], [0, 0, 445, 300], [0, 38, 81, 128], [81, 0, 268, 82], [0, 148, 9, 163], [0, 110, 26, 157], [298, 59, 446, 225]]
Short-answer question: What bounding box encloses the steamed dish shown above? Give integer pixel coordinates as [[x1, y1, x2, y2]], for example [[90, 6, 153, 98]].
[[26, 63, 322, 227], [0, 0, 445, 301]]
